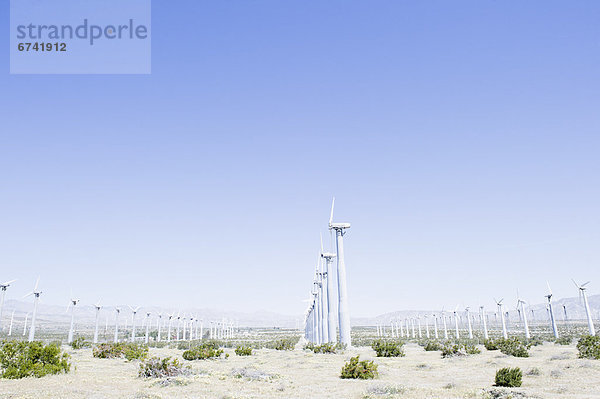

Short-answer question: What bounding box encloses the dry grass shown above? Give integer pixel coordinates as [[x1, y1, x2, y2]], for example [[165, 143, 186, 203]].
[[1, 342, 599, 398]]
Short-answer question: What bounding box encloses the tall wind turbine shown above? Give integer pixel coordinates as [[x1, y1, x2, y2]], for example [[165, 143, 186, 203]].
[[432, 313, 439, 339], [453, 306, 460, 339], [145, 312, 151, 344], [441, 309, 449, 339], [8, 310, 15, 336], [93, 300, 102, 344], [114, 307, 121, 343], [321, 233, 337, 343], [545, 282, 559, 339], [23, 277, 42, 342], [157, 313, 162, 342], [465, 307, 473, 339], [66, 292, 80, 344], [573, 279, 595, 335], [0, 279, 16, 331], [480, 306, 489, 340], [328, 197, 352, 347], [167, 313, 174, 342], [495, 298, 508, 339], [129, 306, 140, 342], [516, 291, 530, 339]]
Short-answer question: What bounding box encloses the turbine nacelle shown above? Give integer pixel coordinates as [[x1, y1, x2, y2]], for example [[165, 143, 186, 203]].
[[329, 222, 351, 230]]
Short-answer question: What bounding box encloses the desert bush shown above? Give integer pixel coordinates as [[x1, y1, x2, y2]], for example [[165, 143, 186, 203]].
[[313, 343, 340, 354], [577, 335, 600, 360], [495, 367, 522, 387], [235, 345, 252, 356], [484, 339, 499, 351], [268, 338, 296, 351], [441, 343, 461, 358], [526, 336, 544, 346], [0, 340, 71, 379], [498, 338, 530, 357], [70, 337, 90, 350], [340, 356, 378, 379], [554, 336, 572, 345], [424, 340, 443, 351], [464, 343, 481, 355], [371, 340, 405, 357], [441, 342, 480, 358], [182, 342, 225, 360], [138, 357, 189, 378], [303, 342, 315, 351], [92, 342, 148, 361]]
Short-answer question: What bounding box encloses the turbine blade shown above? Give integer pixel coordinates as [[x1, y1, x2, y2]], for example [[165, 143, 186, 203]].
[[2, 279, 17, 286], [329, 197, 335, 226], [33, 276, 40, 291], [582, 281, 590, 287], [320, 232, 324, 253], [546, 281, 552, 295], [22, 292, 33, 299], [572, 278, 580, 288]]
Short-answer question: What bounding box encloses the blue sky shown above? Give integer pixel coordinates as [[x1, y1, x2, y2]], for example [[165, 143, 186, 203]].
[[0, 1, 599, 317]]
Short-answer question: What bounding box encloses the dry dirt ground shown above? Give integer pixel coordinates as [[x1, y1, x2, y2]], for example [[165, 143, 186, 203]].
[[1, 342, 599, 399]]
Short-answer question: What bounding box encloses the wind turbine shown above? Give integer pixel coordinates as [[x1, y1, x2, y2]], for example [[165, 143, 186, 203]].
[[453, 306, 460, 339], [0, 279, 16, 331], [573, 279, 595, 335], [167, 313, 174, 342], [465, 307, 473, 339], [516, 291, 530, 339], [320, 231, 338, 343], [128, 306, 140, 342], [441, 309, 448, 339], [66, 291, 80, 344], [93, 300, 102, 344], [432, 313, 439, 339], [157, 313, 162, 342], [424, 315, 430, 338], [22, 313, 29, 336], [23, 277, 41, 342], [144, 312, 151, 344], [8, 310, 15, 336], [480, 306, 489, 340], [328, 197, 352, 347], [545, 282, 559, 339], [114, 307, 121, 343], [495, 298, 508, 339]]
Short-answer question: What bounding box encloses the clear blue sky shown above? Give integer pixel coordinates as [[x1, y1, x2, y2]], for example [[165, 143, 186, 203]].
[[1, 1, 599, 317]]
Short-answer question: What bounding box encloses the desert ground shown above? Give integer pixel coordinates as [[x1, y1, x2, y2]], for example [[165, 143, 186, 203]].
[[1, 341, 599, 399]]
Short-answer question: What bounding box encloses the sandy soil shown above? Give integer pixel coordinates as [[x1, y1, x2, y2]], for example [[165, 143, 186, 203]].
[[1, 343, 599, 399]]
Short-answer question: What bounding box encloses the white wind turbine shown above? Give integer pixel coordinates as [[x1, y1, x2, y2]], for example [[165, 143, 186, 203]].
[[495, 298, 508, 339], [545, 282, 559, 339], [93, 300, 102, 344], [321, 232, 337, 343], [432, 313, 439, 339], [441, 309, 449, 339], [176, 312, 182, 340], [157, 313, 162, 342], [465, 307, 473, 339], [66, 291, 80, 344], [167, 313, 174, 342], [128, 306, 140, 342], [145, 312, 151, 344], [572, 279, 595, 335], [453, 306, 460, 339], [0, 279, 17, 331], [516, 291, 530, 339], [8, 310, 15, 336], [23, 277, 42, 342], [114, 307, 121, 343], [480, 305, 489, 340], [328, 197, 352, 347], [22, 313, 29, 336]]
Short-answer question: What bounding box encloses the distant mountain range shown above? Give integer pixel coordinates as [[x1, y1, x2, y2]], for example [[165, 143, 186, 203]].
[[2, 294, 599, 330]]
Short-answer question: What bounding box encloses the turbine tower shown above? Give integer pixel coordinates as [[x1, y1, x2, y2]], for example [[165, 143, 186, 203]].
[[516, 292, 530, 339], [93, 300, 102, 344], [8, 310, 15, 336], [453, 306, 460, 339], [321, 233, 337, 343], [129, 306, 140, 342], [66, 292, 80, 344], [465, 307, 473, 339], [545, 282, 559, 339], [114, 307, 121, 343], [495, 298, 508, 339], [0, 279, 17, 331], [480, 305, 489, 340], [157, 313, 162, 342], [23, 277, 42, 342], [145, 312, 151, 344], [328, 197, 352, 347], [573, 279, 595, 335]]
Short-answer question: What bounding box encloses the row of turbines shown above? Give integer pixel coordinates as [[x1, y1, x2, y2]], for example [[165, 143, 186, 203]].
[[0, 278, 238, 343], [303, 198, 352, 347], [376, 280, 596, 340]]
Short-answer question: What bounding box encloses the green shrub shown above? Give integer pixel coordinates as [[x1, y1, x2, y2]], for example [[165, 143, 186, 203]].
[[484, 339, 498, 350], [497, 338, 530, 358], [0, 340, 71, 379], [371, 340, 405, 357], [92, 343, 148, 361], [182, 343, 225, 360], [441, 342, 480, 357], [138, 357, 189, 378], [312, 343, 340, 354], [554, 336, 572, 346], [441, 343, 461, 358], [340, 356, 378, 379], [268, 338, 296, 351], [577, 335, 600, 360], [495, 367, 522, 387], [464, 343, 481, 355], [303, 342, 315, 351], [70, 337, 90, 350], [525, 336, 544, 347], [235, 345, 252, 356], [424, 340, 443, 351]]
